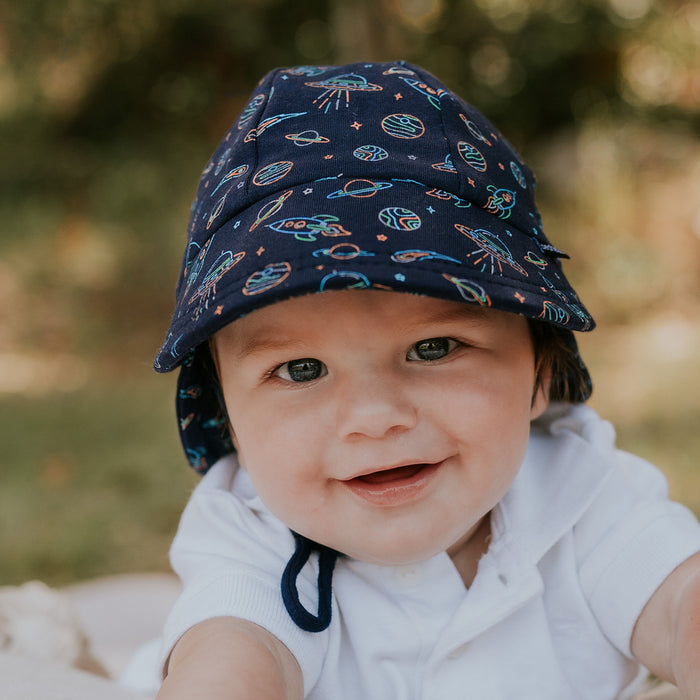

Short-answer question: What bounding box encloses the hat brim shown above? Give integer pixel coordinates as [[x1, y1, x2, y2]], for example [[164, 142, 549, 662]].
[[155, 177, 593, 374]]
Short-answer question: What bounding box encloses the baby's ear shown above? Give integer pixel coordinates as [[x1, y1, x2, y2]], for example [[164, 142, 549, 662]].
[[231, 432, 247, 469], [531, 366, 552, 420], [208, 336, 221, 370]]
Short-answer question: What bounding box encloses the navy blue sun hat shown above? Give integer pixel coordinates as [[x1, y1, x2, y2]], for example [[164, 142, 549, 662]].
[[156, 60, 595, 473]]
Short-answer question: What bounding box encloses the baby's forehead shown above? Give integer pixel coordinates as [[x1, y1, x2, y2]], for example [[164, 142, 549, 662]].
[[216, 289, 517, 346]]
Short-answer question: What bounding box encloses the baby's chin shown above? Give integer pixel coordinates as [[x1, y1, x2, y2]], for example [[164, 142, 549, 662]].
[[310, 532, 467, 569], [299, 514, 490, 574]]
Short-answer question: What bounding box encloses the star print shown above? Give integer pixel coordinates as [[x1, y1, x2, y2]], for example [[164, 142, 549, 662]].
[[467, 178, 475, 187], [394, 273, 406, 282], [499, 163, 505, 170], [350, 121, 362, 130], [215, 305, 224, 315], [377, 234, 388, 242], [324, 154, 334, 160], [256, 246, 265, 256], [316, 265, 324, 271], [303, 188, 313, 195], [408, 155, 417, 160], [394, 93, 403, 100], [234, 221, 241, 229], [514, 292, 525, 303], [427, 206, 435, 214]]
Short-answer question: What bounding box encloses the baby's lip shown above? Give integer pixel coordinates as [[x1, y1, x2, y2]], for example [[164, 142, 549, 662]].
[[351, 464, 427, 485], [343, 459, 443, 482], [341, 460, 444, 506]]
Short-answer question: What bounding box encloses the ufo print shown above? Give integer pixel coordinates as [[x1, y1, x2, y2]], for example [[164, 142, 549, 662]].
[[188, 250, 246, 314], [182, 238, 212, 298], [431, 154, 457, 173], [426, 189, 471, 208], [306, 73, 383, 112], [455, 224, 528, 276]]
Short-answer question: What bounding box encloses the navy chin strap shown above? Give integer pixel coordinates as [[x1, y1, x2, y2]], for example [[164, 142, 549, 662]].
[[281, 532, 339, 633]]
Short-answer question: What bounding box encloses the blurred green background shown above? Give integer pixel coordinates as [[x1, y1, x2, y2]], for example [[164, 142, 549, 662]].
[[1, 0, 699, 587]]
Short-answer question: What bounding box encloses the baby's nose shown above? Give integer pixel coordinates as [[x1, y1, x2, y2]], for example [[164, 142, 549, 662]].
[[335, 373, 417, 440]]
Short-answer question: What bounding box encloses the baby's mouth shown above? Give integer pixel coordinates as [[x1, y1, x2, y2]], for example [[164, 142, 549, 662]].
[[352, 464, 426, 485], [343, 462, 441, 506]]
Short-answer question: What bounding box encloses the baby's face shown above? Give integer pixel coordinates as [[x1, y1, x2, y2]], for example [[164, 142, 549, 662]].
[[213, 290, 548, 569]]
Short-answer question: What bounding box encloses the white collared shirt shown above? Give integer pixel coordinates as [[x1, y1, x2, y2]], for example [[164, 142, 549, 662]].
[[132, 405, 700, 699]]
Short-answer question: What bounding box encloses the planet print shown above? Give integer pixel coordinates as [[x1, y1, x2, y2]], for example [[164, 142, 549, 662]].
[[353, 145, 389, 162], [252, 161, 294, 186], [242, 262, 292, 296], [327, 179, 393, 199], [457, 142, 487, 172], [381, 114, 425, 139], [378, 207, 422, 231]]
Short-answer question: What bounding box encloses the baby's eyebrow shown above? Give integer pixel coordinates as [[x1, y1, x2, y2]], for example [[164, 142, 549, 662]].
[[232, 334, 309, 361], [407, 305, 495, 330]]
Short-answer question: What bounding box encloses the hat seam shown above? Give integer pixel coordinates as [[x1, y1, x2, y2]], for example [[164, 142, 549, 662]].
[[243, 68, 281, 210], [181, 252, 567, 302], [165, 256, 577, 348]]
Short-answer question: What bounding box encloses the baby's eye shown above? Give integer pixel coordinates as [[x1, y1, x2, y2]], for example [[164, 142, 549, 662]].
[[275, 358, 327, 383], [406, 337, 458, 362]]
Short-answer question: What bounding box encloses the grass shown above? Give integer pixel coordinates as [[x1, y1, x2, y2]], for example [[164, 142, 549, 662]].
[[0, 373, 198, 586], [615, 414, 700, 517]]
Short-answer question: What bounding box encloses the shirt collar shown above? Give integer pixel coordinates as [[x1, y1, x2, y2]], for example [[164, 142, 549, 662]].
[[493, 403, 618, 564]]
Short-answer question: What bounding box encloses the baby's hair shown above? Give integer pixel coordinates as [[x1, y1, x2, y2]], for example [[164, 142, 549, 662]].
[[528, 320, 589, 404]]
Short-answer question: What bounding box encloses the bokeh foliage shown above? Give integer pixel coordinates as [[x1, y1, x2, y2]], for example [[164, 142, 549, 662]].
[[1, 0, 698, 585]]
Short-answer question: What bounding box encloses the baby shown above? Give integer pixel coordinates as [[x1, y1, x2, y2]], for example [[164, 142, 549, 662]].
[[134, 61, 700, 698]]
